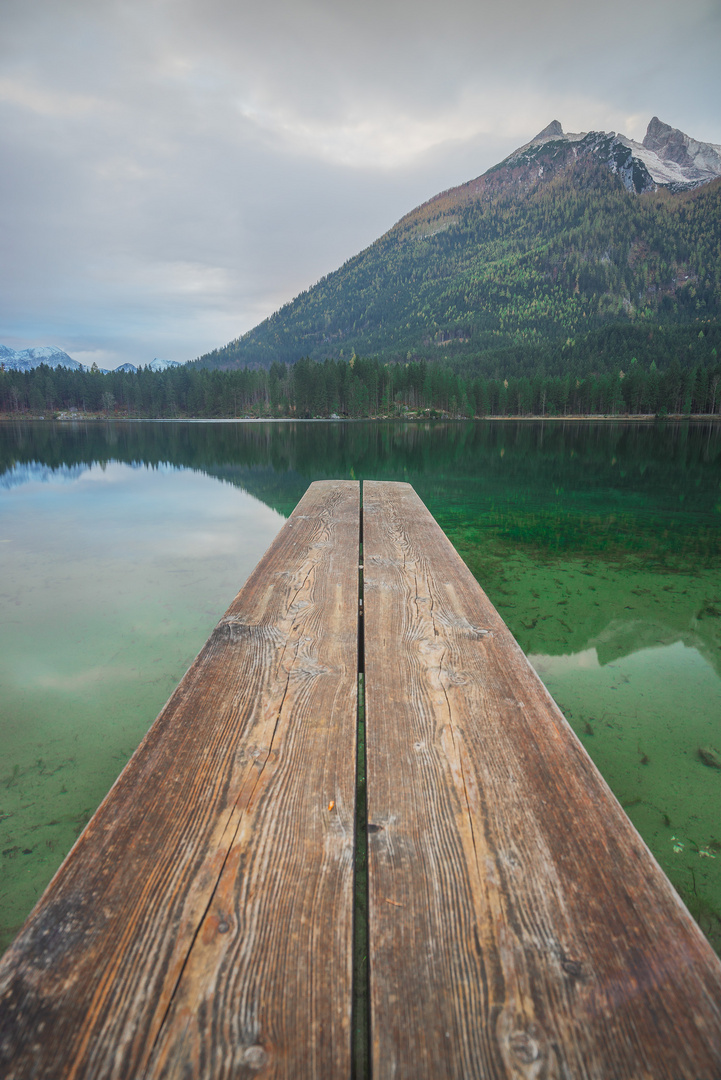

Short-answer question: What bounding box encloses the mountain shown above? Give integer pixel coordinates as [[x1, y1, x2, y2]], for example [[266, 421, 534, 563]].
[[0, 349, 184, 375], [111, 359, 182, 373], [196, 117, 721, 373], [506, 117, 721, 192], [643, 117, 721, 187], [113, 359, 182, 373], [146, 358, 182, 372], [0, 345, 84, 373]]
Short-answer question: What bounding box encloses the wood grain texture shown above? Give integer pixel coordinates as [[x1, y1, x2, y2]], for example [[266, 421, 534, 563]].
[[363, 479, 721, 1080], [0, 479, 359, 1080]]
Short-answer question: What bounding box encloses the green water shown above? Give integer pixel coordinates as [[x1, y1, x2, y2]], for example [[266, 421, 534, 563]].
[[1, 418, 720, 955]]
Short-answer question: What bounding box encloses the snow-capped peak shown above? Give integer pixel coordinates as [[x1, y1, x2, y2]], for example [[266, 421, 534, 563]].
[[642, 116, 721, 186], [0, 346, 187, 374], [0, 345, 84, 372], [145, 357, 182, 372], [515, 120, 587, 154], [504, 118, 721, 193]]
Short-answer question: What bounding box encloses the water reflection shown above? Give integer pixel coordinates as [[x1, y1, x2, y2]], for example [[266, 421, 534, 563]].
[[530, 647, 601, 673], [0, 458, 285, 949], [1, 463, 92, 489], [1, 418, 720, 954], [531, 639, 721, 950]]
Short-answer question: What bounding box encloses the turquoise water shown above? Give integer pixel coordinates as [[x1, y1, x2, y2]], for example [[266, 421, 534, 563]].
[[1, 451, 285, 946], [1, 418, 720, 953]]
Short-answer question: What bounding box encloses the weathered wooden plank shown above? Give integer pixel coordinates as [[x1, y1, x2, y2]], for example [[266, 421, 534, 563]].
[[0, 479, 360, 1080], [363, 479, 721, 1080]]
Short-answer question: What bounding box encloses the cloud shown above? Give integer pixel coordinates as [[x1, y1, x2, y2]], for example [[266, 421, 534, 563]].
[[0, 0, 718, 365], [0, 75, 100, 117], [34, 664, 138, 693]]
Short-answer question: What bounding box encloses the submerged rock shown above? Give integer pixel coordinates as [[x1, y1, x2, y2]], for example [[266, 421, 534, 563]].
[[698, 746, 721, 770]]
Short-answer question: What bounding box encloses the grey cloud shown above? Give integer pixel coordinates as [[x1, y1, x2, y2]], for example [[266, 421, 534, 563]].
[[0, 0, 718, 366]]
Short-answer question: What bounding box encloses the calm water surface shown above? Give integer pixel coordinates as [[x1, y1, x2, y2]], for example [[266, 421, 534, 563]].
[[1, 418, 720, 954]]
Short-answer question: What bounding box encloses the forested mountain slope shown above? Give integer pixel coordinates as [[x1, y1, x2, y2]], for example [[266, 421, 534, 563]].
[[197, 119, 721, 376]]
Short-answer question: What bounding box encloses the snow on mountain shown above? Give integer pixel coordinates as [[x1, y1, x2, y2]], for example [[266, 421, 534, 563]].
[[0, 348, 185, 374], [643, 116, 721, 185], [117, 358, 182, 372], [106, 359, 184, 372], [0, 345, 84, 372], [506, 117, 721, 193], [513, 118, 588, 153], [145, 358, 182, 372]]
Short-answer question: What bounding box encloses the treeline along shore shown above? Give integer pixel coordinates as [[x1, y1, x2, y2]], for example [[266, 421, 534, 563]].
[[2, 351, 721, 419]]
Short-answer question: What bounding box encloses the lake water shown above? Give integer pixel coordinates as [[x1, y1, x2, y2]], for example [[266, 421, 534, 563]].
[[2, 418, 720, 956]]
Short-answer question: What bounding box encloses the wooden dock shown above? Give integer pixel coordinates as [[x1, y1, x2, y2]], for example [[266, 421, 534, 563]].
[[1, 479, 720, 1079]]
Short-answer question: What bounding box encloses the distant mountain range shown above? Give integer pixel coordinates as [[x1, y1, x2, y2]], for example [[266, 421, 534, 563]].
[[115, 358, 184, 374], [0, 345, 84, 373], [0, 348, 183, 374], [196, 117, 721, 373]]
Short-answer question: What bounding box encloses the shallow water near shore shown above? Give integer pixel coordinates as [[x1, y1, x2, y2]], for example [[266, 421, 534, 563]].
[[1, 417, 720, 954]]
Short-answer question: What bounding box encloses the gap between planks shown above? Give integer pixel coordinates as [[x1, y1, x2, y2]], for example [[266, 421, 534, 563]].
[[0, 479, 360, 1080]]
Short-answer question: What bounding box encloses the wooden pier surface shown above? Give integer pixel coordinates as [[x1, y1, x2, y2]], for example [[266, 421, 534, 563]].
[[1, 479, 721, 1078]]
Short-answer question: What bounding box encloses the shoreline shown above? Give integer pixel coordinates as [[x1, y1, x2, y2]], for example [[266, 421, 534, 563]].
[[1, 411, 721, 424]]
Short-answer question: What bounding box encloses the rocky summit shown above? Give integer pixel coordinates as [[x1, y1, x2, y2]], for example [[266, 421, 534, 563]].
[[504, 116, 721, 193], [643, 117, 721, 186]]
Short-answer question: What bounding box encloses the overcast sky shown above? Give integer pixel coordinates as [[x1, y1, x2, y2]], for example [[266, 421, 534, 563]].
[[1, 0, 719, 368]]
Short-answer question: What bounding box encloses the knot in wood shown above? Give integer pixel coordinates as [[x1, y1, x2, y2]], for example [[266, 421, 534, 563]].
[[509, 1030, 541, 1064], [561, 957, 585, 980], [443, 668, 468, 687], [216, 617, 252, 644], [501, 849, 521, 871], [241, 1044, 269, 1070]]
